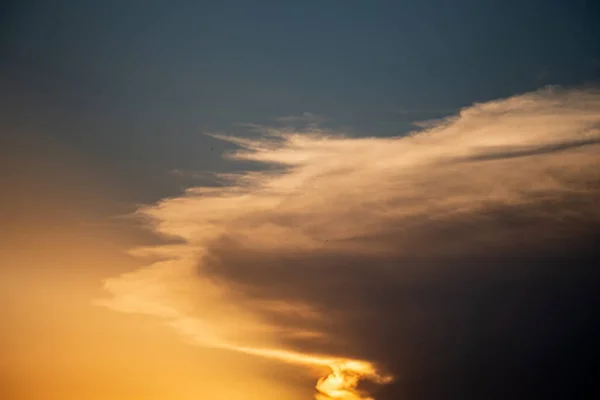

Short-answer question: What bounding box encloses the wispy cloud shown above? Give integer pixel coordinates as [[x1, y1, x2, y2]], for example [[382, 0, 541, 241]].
[[396, 107, 459, 115], [274, 112, 329, 125], [97, 86, 600, 399]]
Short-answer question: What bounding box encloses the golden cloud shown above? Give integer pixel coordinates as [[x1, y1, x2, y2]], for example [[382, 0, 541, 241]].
[[97, 86, 600, 399]]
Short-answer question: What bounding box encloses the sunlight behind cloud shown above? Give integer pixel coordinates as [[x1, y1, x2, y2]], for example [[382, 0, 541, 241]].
[[97, 86, 600, 399]]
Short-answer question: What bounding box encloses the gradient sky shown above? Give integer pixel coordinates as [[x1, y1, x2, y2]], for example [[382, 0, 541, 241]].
[[2, 1, 600, 400], [2, 0, 599, 201]]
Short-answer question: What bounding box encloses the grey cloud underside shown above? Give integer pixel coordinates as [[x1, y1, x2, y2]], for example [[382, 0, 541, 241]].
[[201, 192, 600, 399]]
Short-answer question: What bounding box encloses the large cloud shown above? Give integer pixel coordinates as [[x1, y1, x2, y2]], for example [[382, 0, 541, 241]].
[[98, 86, 600, 399]]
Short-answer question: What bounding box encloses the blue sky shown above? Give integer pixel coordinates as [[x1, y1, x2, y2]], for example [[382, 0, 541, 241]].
[[2, 0, 599, 201]]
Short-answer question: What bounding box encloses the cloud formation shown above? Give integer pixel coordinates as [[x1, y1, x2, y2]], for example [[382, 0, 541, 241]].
[[98, 86, 600, 399]]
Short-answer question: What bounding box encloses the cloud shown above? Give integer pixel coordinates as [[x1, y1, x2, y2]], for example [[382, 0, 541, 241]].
[[274, 112, 329, 125], [97, 86, 600, 399], [396, 107, 459, 115]]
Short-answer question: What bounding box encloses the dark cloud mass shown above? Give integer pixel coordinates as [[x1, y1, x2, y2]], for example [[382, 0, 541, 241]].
[[100, 87, 600, 399]]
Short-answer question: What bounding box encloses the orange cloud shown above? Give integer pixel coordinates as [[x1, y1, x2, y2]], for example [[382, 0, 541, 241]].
[[97, 86, 600, 399]]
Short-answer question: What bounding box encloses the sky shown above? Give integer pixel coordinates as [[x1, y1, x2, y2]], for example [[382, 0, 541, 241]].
[[1, 1, 600, 400]]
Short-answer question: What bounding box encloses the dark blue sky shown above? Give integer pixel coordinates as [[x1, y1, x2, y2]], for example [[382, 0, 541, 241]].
[[2, 0, 599, 202]]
